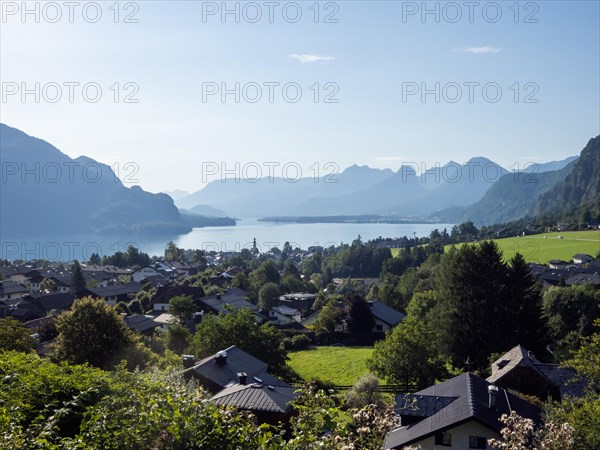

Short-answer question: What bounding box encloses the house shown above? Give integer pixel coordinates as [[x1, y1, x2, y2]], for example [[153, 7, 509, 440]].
[[30, 292, 75, 315], [165, 261, 199, 279], [82, 264, 132, 277], [384, 372, 541, 450], [269, 305, 302, 325], [7, 307, 41, 322], [199, 287, 257, 315], [150, 285, 205, 312], [153, 312, 177, 331], [0, 280, 29, 302], [572, 254, 595, 265], [565, 273, 600, 286], [210, 378, 297, 424], [369, 300, 406, 333], [124, 314, 161, 336], [138, 274, 169, 289], [153, 262, 179, 283], [548, 259, 569, 270], [182, 345, 290, 394], [133, 266, 162, 283], [487, 345, 587, 401], [278, 292, 316, 311], [82, 282, 143, 305]]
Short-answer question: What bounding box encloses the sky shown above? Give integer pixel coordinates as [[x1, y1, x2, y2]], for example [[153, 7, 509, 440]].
[[1, 1, 599, 194]]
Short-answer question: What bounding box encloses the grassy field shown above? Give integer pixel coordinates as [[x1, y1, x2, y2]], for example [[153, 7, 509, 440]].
[[392, 231, 600, 263], [287, 346, 374, 386], [490, 231, 599, 263]]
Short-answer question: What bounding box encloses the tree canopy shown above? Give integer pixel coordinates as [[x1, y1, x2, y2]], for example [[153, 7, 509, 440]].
[[52, 296, 144, 369], [187, 307, 287, 371]]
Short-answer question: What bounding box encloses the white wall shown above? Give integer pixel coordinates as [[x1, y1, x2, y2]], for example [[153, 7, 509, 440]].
[[403, 421, 499, 450]]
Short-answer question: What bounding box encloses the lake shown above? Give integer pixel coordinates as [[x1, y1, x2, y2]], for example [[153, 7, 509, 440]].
[[1, 218, 454, 261]]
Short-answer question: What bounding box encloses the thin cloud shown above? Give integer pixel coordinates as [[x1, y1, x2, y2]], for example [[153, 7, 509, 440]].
[[288, 54, 336, 64], [454, 46, 502, 54]]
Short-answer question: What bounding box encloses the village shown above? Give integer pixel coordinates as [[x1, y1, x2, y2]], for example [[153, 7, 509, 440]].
[[1, 233, 598, 449]]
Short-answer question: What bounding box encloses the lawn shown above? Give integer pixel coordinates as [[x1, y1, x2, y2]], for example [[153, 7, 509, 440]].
[[392, 231, 600, 263], [489, 231, 600, 263], [287, 346, 375, 386]]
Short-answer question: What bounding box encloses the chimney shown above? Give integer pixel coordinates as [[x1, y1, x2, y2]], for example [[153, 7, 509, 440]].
[[488, 385, 499, 409], [215, 350, 228, 366], [237, 372, 247, 385], [182, 354, 196, 369]]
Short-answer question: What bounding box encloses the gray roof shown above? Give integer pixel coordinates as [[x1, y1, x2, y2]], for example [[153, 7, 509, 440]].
[[572, 254, 594, 261], [86, 282, 143, 298], [271, 305, 300, 316], [384, 373, 541, 449], [200, 289, 257, 314], [32, 292, 75, 313], [210, 383, 297, 414], [125, 314, 160, 333], [0, 280, 28, 295], [535, 364, 587, 399], [369, 300, 405, 326], [188, 345, 288, 390], [487, 345, 539, 383], [488, 345, 587, 399], [565, 273, 600, 286]]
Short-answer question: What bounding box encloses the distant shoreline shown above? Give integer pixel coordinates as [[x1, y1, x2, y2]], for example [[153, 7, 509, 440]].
[[258, 215, 445, 225]]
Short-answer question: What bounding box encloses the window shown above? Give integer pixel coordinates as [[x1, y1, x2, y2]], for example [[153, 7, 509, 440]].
[[435, 432, 451, 446], [469, 436, 487, 449], [376, 324, 383, 331]]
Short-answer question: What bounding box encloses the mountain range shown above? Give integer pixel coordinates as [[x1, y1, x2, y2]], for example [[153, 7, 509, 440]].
[[2, 123, 596, 239], [175, 155, 581, 222], [0, 124, 226, 238]]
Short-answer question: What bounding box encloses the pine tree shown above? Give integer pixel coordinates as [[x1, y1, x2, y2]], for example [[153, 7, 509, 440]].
[[70, 260, 86, 295], [504, 253, 546, 356]]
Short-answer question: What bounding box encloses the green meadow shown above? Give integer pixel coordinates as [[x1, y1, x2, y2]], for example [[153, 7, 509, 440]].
[[392, 231, 600, 263], [287, 346, 375, 386]]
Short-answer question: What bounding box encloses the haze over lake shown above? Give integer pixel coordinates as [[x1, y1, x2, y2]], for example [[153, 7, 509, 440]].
[[1, 219, 455, 262]]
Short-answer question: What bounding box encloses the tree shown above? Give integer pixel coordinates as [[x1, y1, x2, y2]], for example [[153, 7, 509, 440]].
[[346, 295, 374, 334], [188, 307, 287, 371], [368, 318, 446, 388], [70, 260, 86, 294], [435, 242, 510, 370], [166, 323, 191, 355], [542, 285, 600, 359], [168, 295, 196, 324], [313, 301, 343, 340], [128, 299, 142, 314], [503, 253, 546, 355], [0, 317, 36, 353], [89, 252, 101, 265], [258, 282, 281, 309], [344, 373, 383, 409], [52, 296, 138, 369], [190, 249, 207, 267], [544, 317, 600, 449], [40, 277, 56, 293], [249, 260, 280, 297], [164, 241, 184, 261]]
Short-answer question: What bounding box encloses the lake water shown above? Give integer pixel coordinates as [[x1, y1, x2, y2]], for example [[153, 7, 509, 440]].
[[1, 218, 454, 261]]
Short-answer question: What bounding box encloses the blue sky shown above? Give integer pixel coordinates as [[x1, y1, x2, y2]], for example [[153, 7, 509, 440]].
[[1, 1, 599, 193]]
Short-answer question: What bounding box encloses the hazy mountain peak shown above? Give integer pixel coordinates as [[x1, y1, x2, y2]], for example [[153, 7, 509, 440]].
[[466, 156, 497, 166]]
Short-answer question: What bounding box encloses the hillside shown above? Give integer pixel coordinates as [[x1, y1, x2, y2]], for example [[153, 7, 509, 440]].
[[0, 124, 190, 237], [535, 136, 600, 219], [438, 161, 576, 226]]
